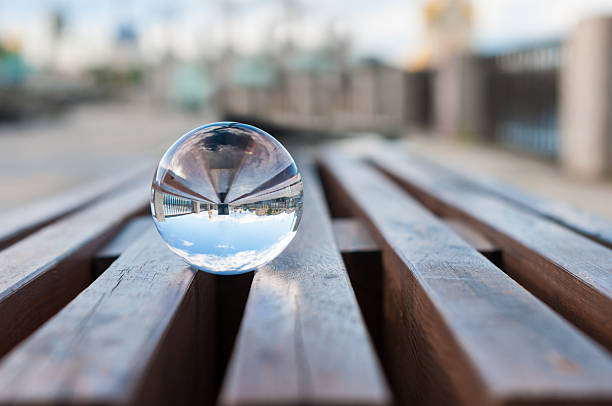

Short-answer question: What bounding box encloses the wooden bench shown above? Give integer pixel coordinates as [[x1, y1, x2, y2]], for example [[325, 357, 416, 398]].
[[0, 138, 611, 405]]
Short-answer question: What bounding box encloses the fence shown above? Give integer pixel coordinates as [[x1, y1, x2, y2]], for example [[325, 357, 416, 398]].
[[485, 42, 562, 159]]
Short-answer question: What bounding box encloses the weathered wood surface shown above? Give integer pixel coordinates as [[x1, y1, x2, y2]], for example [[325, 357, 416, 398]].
[[370, 146, 612, 352], [410, 152, 612, 248], [92, 216, 254, 397], [321, 151, 612, 405], [92, 216, 153, 277], [474, 175, 612, 248], [332, 218, 380, 253], [0, 177, 150, 358], [0, 164, 151, 250], [219, 159, 390, 406], [332, 218, 383, 355], [0, 228, 216, 406], [443, 218, 501, 265]]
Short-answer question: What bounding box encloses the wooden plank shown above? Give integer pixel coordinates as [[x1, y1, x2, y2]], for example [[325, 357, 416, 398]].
[[420, 155, 612, 249], [219, 159, 391, 406], [0, 228, 216, 406], [91, 215, 253, 397], [90, 215, 253, 396], [0, 177, 149, 358], [92, 216, 153, 278], [332, 218, 383, 354], [320, 151, 612, 405], [332, 218, 380, 253], [443, 218, 501, 265], [0, 163, 151, 250], [370, 146, 612, 352], [481, 183, 612, 248], [341, 138, 612, 248]]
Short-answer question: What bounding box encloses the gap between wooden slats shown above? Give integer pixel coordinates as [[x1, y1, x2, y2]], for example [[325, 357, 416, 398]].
[[400, 146, 612, 249], [0, 176, 150, 358], [0, 228, 216, 406], [218, 157, 391, 406], [320, 149, 612, 406], [369, 144, 612, 352], [0, 162, 152, 250]]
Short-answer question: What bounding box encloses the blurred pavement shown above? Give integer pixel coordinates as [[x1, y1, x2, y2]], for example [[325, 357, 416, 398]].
[[1, 104, 611, 222], [0, 103, 214, 211]]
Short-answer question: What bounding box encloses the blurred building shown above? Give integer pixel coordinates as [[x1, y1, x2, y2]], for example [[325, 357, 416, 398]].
[[112, 23, 142, 76], [410, 0, 473, 70], [2, 1, 611, 180], [217, 37, 411, 135], [225, 55, 278, 117], [429, 15, 612, 179]]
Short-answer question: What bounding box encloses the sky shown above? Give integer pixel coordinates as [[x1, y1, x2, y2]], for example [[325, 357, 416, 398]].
[[2, 0, 612, 71]]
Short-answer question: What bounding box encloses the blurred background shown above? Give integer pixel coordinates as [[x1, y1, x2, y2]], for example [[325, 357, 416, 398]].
[[1, 0, 612, 217]]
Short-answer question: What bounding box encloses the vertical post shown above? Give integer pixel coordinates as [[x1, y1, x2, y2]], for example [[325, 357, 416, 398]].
[[433, 54, 489, 140], [192, 201, 200, 214], [153, 189, 165, 222], [351, 63, 377, 131], [378, 66, 406, 134], [561, 16, 612, 179], [404, 70, 432, 131], [434, 56, 459, 137]]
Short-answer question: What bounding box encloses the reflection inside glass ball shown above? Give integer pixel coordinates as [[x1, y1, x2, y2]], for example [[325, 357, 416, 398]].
[[151, 122, 303, 275]]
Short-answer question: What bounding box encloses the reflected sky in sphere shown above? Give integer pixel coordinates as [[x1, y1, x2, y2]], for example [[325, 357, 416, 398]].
[[155, 210, 300, 274], [151, 122, 303, 275]]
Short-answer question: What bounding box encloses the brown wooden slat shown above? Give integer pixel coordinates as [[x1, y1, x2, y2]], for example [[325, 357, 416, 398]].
[[332, 218, 380, 253], [0, 163, 151, 250], [341, 139, 612, 248], [320, 151, 612, 405], [415, 153, 612, 248], [370, 147, 612, 351], [0, 177, 149, 358], [332, 218, 383, 355], [92, 216, 253, 397], [78, 214, 252, 401], [485, 186, 612, 248], [92, 216, 153, 278], [95, 216, 153, 260], [219, 159, 391, 406], [443, 218, 501, 265], [0, 228, 216, 406]]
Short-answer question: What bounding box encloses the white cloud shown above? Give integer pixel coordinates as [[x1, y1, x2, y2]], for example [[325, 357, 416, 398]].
[[346, 1, 425, 66], [5, 0, 612, 69], [472, 0, 612, 51]]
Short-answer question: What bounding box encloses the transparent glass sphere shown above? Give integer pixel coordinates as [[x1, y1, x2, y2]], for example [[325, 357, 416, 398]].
[[151, 122, 304, 275]]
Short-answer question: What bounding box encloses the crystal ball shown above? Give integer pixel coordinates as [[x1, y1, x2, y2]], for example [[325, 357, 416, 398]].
[[151, 122, 304, 275]]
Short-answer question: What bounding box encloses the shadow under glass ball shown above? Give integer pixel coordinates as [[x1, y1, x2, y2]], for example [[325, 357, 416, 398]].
[[151, 122, 304, 275]]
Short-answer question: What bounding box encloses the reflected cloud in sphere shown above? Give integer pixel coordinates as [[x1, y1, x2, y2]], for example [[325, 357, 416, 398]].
[[151, 122, 303, 275]]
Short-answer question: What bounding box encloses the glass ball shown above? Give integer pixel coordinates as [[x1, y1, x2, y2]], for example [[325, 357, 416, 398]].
[[151, 122, 304, 275]]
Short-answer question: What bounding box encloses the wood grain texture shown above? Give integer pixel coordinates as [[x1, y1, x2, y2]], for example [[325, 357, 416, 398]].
[[0, 178, 150, 358], [332, 218, 383, 357], [421, 156, 612, 248], [219, 158, 391, 406], [443, 218, 501, 266], [320, 151, 612, 405], [91, 216, 253, 398], [92, 216, 153, 278], [332, 218, 380, 253], [0, 163, 151, 250], [369, 147, 612, 352], [0, 228, 216, 406]]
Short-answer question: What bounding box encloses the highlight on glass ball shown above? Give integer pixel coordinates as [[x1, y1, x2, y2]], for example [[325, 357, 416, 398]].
[[151, 122, 304, 275]]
